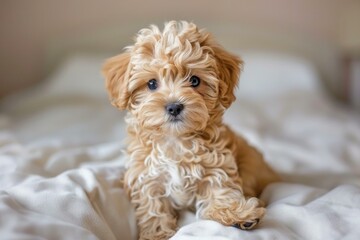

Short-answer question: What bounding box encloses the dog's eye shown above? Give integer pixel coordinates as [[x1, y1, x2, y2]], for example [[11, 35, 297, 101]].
[[147, 79, 158, 90], [189, 76, 200, 87]]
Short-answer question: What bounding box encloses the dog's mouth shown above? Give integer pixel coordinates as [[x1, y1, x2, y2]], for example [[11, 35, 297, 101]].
[[165, 115, 187, 135], [168, 116, 183, 123]]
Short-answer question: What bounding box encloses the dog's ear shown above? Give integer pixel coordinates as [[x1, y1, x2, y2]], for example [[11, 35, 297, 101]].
[[102, 52, 131, 110], [213, 45, 243, 108]]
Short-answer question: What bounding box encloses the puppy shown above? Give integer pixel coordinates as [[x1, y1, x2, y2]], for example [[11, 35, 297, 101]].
[[103, 21, 280, 240]]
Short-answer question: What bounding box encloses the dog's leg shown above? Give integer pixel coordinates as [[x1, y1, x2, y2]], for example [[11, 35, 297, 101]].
[[196, 177, 265, 230], [235, 142, 281, 198], [129, 182, 178, 240]]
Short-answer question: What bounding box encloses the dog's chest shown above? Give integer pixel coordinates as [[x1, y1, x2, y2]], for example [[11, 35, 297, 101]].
[[153, 138, 204, 208]]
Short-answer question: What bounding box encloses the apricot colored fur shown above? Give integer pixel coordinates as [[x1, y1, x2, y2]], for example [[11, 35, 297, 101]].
[[103, 21, 280, 240]]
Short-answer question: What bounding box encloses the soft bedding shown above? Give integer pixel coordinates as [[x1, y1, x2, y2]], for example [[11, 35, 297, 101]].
[[0, 53, 359, 240]]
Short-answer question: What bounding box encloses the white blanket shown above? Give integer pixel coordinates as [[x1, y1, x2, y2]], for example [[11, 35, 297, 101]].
[[0, 53, 359, 240]]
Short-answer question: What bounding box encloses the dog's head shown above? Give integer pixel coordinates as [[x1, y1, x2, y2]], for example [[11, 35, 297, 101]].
[[103, 21, 242, 135]]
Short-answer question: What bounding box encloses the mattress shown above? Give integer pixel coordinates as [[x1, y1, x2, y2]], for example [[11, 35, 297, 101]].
[[0, 52, 359, 240]]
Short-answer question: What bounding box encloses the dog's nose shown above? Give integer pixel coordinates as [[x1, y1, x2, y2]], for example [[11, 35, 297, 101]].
[[166, 103, 184, 117]]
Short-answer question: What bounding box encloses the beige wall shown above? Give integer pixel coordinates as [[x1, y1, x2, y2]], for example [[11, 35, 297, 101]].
[[1, 0, 360, 99]]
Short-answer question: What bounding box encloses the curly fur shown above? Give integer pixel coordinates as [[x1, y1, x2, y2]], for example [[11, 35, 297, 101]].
[[103, 21, 280, 240]]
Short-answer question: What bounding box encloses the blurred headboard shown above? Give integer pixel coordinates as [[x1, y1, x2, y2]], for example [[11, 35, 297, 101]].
[[3, 0, 360, 101]]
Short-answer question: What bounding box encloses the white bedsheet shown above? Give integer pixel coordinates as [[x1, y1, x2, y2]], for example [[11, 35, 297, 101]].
[[0, 54, 359, 240]]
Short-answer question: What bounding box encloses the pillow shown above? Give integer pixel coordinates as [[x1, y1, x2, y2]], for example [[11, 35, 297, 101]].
[[235, 51, 323, 99]]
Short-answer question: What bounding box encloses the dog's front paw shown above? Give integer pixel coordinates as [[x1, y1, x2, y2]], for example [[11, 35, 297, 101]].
[[232, 218, 260, 230], [204, 197, 265, 230], [230, 197, 265, 230]]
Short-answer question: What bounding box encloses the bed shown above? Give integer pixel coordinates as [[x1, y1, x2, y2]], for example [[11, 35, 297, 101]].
[[0, 51, 359, 240]]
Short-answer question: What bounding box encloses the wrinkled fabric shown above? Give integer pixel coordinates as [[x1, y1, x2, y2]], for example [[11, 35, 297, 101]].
[[0, 54, 359, 240]]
